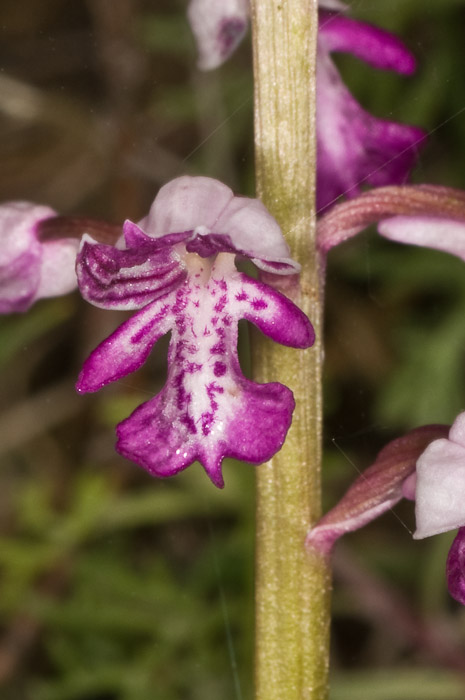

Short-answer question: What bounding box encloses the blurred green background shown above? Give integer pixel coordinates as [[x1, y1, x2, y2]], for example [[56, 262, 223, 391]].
[[1, 0, 465, 698]]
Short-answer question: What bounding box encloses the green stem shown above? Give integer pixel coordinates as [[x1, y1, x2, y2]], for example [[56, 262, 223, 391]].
[[250, 1, 331, 698]]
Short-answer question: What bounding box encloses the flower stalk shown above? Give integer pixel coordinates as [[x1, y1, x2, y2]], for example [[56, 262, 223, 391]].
[[250, 1, 331, 698]]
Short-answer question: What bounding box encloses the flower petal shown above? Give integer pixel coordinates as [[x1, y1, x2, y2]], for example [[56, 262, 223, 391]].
[[316, 49, 425, 212], [37, 238, 80, 299], [76, 233, 187, 310], [76, 293, 175, 393], [319, 12, 416, 75], [414, 437, 465, 539], [378, 215, 465, 262], [140, 176, 234, 237], [215, 196, 301, 273], [447, 528, 465, 605], [0, 202, 54, 312], [232, 274, 314, 348], [187, 0, 249, 70]]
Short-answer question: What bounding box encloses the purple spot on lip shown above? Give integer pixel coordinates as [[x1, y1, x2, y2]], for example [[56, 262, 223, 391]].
[[214, 361, 227, 377], [252, 298, 268, 310], [201, 411, 214, 436], [214, 294, 227, 313], [235, 290, 248, 301], [210, 341, 226, 355]]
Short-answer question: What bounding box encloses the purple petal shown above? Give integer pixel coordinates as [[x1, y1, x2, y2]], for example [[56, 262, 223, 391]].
[[116, 376, 294, 489], [447, 528, 465, 605], [316, 49, 425, 212], [319, 12, 416, 75], [378, 216, 465, 262], [76, 234, 187, 310], [136, 177, 300, 275], [232, 274, 314, 348], [76, 293, 175, 393], [187, 0, 249, 70], [123, 220, 191, 250], [220, 378, 294, 466], [186, 232, 238, 258]]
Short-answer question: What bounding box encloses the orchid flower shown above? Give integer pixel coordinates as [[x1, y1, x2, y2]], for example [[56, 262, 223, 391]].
[[187, 1, 425, 211], [316, 11, 425, 211], [76, 176, 314, 487], [412, 413, 465, 605], [0, 202, 79, 313], [306, 419, 465, 605]]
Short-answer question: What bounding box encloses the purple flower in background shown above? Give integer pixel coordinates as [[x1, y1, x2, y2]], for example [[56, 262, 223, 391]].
[[76, 176, 313, 487], [187, 0, 249, 70], [317, 11, 425, 211], [187, 3, 425, 211], [0, 202, 79, 313]]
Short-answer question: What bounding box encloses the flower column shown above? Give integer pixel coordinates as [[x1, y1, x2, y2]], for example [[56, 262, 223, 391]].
[[250, 1, 331, 699]]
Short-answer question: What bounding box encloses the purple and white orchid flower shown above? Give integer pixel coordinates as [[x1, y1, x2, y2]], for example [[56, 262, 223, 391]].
[[76, 176, 314, 487], [0, 202, 79, 313], [187, 1, 425, 211], [316, 11, 425, 212]]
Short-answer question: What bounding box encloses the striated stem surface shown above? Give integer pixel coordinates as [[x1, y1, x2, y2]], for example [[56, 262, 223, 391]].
[[250, 1, 331, 698]]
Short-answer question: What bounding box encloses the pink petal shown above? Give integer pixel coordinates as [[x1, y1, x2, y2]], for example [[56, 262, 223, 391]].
[[37, 238, 79, 299], [140, 176, 234, 237], [0, 202, 55, 313], [319, 12, 416, 75], [76, 293, 175, 393], [378, 216, 465, 262], [187, 0, 249, 70], [316, 49, 425, 212], [414, 437, 465, 539], [232, 274, 314, 348], [215, 197, 300, 274]]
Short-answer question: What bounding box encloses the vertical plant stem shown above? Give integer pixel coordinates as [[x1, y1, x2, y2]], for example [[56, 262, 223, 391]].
[[250, 1, 331, 699]]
